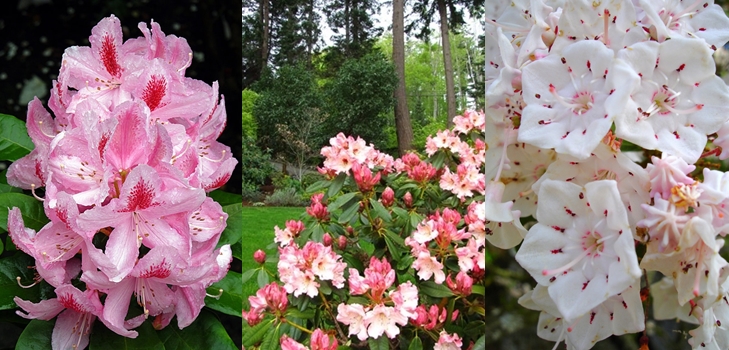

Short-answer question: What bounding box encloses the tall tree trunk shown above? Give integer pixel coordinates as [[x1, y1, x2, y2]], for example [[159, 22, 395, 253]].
[[261, 0, 269, 69], [437, 0, 456, 127], [393, 0, 413, 155]]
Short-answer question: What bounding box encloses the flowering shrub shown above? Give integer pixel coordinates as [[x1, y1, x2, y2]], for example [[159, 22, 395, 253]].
[[242, 111, 486, 349], [0, 15, 240, 349]]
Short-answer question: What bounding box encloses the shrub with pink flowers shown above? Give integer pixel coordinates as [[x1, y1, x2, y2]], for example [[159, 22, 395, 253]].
[[242, 110, 486, 349], [0, 15, 240, 349]]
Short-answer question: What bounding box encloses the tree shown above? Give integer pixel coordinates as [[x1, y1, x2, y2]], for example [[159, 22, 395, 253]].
[[392, 0, 414, 155], [252, 64, 324, 162], [323, 53, 397, 149]]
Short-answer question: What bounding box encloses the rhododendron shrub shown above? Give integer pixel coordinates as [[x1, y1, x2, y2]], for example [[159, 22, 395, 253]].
[[484, 0, 729, 348], [242, 111, 486, 349], [0, 15, 240, 349]]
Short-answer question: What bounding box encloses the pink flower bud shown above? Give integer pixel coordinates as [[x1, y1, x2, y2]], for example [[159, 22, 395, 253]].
[[404, 191, 413, 208], [285, 220, 305, 235], [446, 271, 473, 296], [381, 187, 394, 207], [338, 235, 347, 250], [253, 249, 266, 264], [323, 233, 333, 247]]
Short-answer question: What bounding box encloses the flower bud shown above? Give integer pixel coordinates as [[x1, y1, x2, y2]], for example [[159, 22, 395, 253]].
[[404, 191, 413, 208], [446, 271, 473, 296], [338, 235, 347, 250], [381, 187, 394, 207], [253, 249, 266, 264], [323, 233, 333, 247]]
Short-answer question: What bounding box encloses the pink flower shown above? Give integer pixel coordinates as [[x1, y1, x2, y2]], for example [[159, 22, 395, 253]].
[[280, 335, 308, 350], [310, 329, 338, 350], [253, 249, 266, 264], [446, 271, 473, 296], [337, 303, 368, 340], [365, 304, 408, 339], [434, 331, 463, 350], [412, 251, 446, 284]]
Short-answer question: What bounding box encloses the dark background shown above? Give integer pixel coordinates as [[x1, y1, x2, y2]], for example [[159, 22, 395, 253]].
[[0, 0, 242, 195], [0, 0, 242, 348]]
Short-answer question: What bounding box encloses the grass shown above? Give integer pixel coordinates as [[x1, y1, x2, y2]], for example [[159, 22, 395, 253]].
[[240, 206, 306, 307]]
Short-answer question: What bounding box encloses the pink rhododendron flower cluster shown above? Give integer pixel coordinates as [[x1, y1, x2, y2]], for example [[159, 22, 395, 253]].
[[487, 0, 729, 348], [243, 109, 486, 347], [5, 15, 235, 349]]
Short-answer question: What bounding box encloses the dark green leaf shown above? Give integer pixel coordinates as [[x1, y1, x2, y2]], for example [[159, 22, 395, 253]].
[[231, 242, 242, 261], [242, 318, 275, 347], [428, 151, 447, 169], [338, 202, 359, 224], [383, 232, 402, 258], [408, 336, 423, 350], [89, 319, 164, 350], [327, 192, 358, 213], [257, 269, 270, 288], [383, 229, 405, 248], [305, 180, 329, 194], [157, 310, 237, 350], [0, 170, 22, 194], [409, 212, 423, 231], [368, 336, 389, 350], [207, 190, 241, 206], [259, 324, 280, 350], [319, 280, 332, 295], [0, 252, 43, 310], [419, 281, 455, 298], [311, 223, 325, 242], [205, 271, 243, 317], [0, 114, 34, 162], [217, 204, 242, 248], [327, 173, 347, 198], [0, 193, 48, 232], [370, 200, 391, 222], [15, 319, 53, 350], [285, 308, 315, 319]]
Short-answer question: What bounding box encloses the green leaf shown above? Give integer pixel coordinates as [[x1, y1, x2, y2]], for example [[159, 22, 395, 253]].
[[382, 231, 402, 258], [257, 269, 270, 288], [242, 318, 275, 347], [305, 180, 329, 194], [472, 284, 485, 296], [205, 271, 243, 317], [157, 310, 237, 350], [242, 269, 257, 284], [0, 193, 48, 232], [15, 319, 53, 350], [368, 336, 390, 350], [428, 151, 447, 169], [0, 252, 44, 310], [327, 192, 358, 213], [370, 200, 391, 222], [409, 212, 423, 231], [89, 319, 164, 350], [0, 114, 34, 162], [207, 190, 241, 206], [327, 173, 347, 198], [472, 335, 486, 350], [217, 203, 242, 248], [259, 324, 280, 350], [391, 207, 408, 221], [285, 308, 315, 319], [419, 281, 455, 298], [311, 223, 325, 242], [338, 201, 359, 224], [231, 242, 242, 261], [408, 336, 423, 350], [0, 170, 22, 194]]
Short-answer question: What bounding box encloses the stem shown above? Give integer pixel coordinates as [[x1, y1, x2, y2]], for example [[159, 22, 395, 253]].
[[283, 318, 313, 334], [319, 290, 348, 342]]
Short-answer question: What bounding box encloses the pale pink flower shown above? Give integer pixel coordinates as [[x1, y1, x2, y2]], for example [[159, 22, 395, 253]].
[[336, 303, 368, 340], [434, 331, 463, 350], [365, 304, 408, 339], [411, 251, 446, 284]]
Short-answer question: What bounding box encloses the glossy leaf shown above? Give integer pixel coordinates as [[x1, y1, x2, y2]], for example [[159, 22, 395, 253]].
[[242, 318, 275, 348], [0, 252, 44, 310], [327, 192, 358, 213], [408, 336, 423, 350], [0, 193, 48, 232], [89, 319, 164, 350], [419, 280, 455, 298], [205, 271, 243, 317], [218, 203, 242, 248], [15, 319, 53, 350], [370, 200, 392, 222], [157, 310, 237, 350], [368, 336, 389, 350], [0, 114, 34, 162], [327, 173, 347, 198], [207, 190, 241, 206]]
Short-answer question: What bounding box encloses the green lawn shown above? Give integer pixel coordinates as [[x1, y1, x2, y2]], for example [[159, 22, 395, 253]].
[[241, 206, 306, 308]]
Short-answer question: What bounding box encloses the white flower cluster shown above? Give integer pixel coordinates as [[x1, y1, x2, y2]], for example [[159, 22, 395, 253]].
[[486, 0, 729, 348]]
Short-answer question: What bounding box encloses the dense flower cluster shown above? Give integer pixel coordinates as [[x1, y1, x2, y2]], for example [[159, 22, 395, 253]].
[[243, 111, 485, 348], [487, 0, 729, 348], [6, 16, 235, 349]]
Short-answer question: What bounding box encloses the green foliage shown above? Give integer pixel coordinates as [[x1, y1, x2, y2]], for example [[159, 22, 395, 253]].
[[242, 89, 259, 138], [413, 119, 447, 149], [264, 187, 307, 207], [241, 135, 274, 201], [0, 114, 34, 162], [253, 64, 324, 160], [323, 53, 397, 149]]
